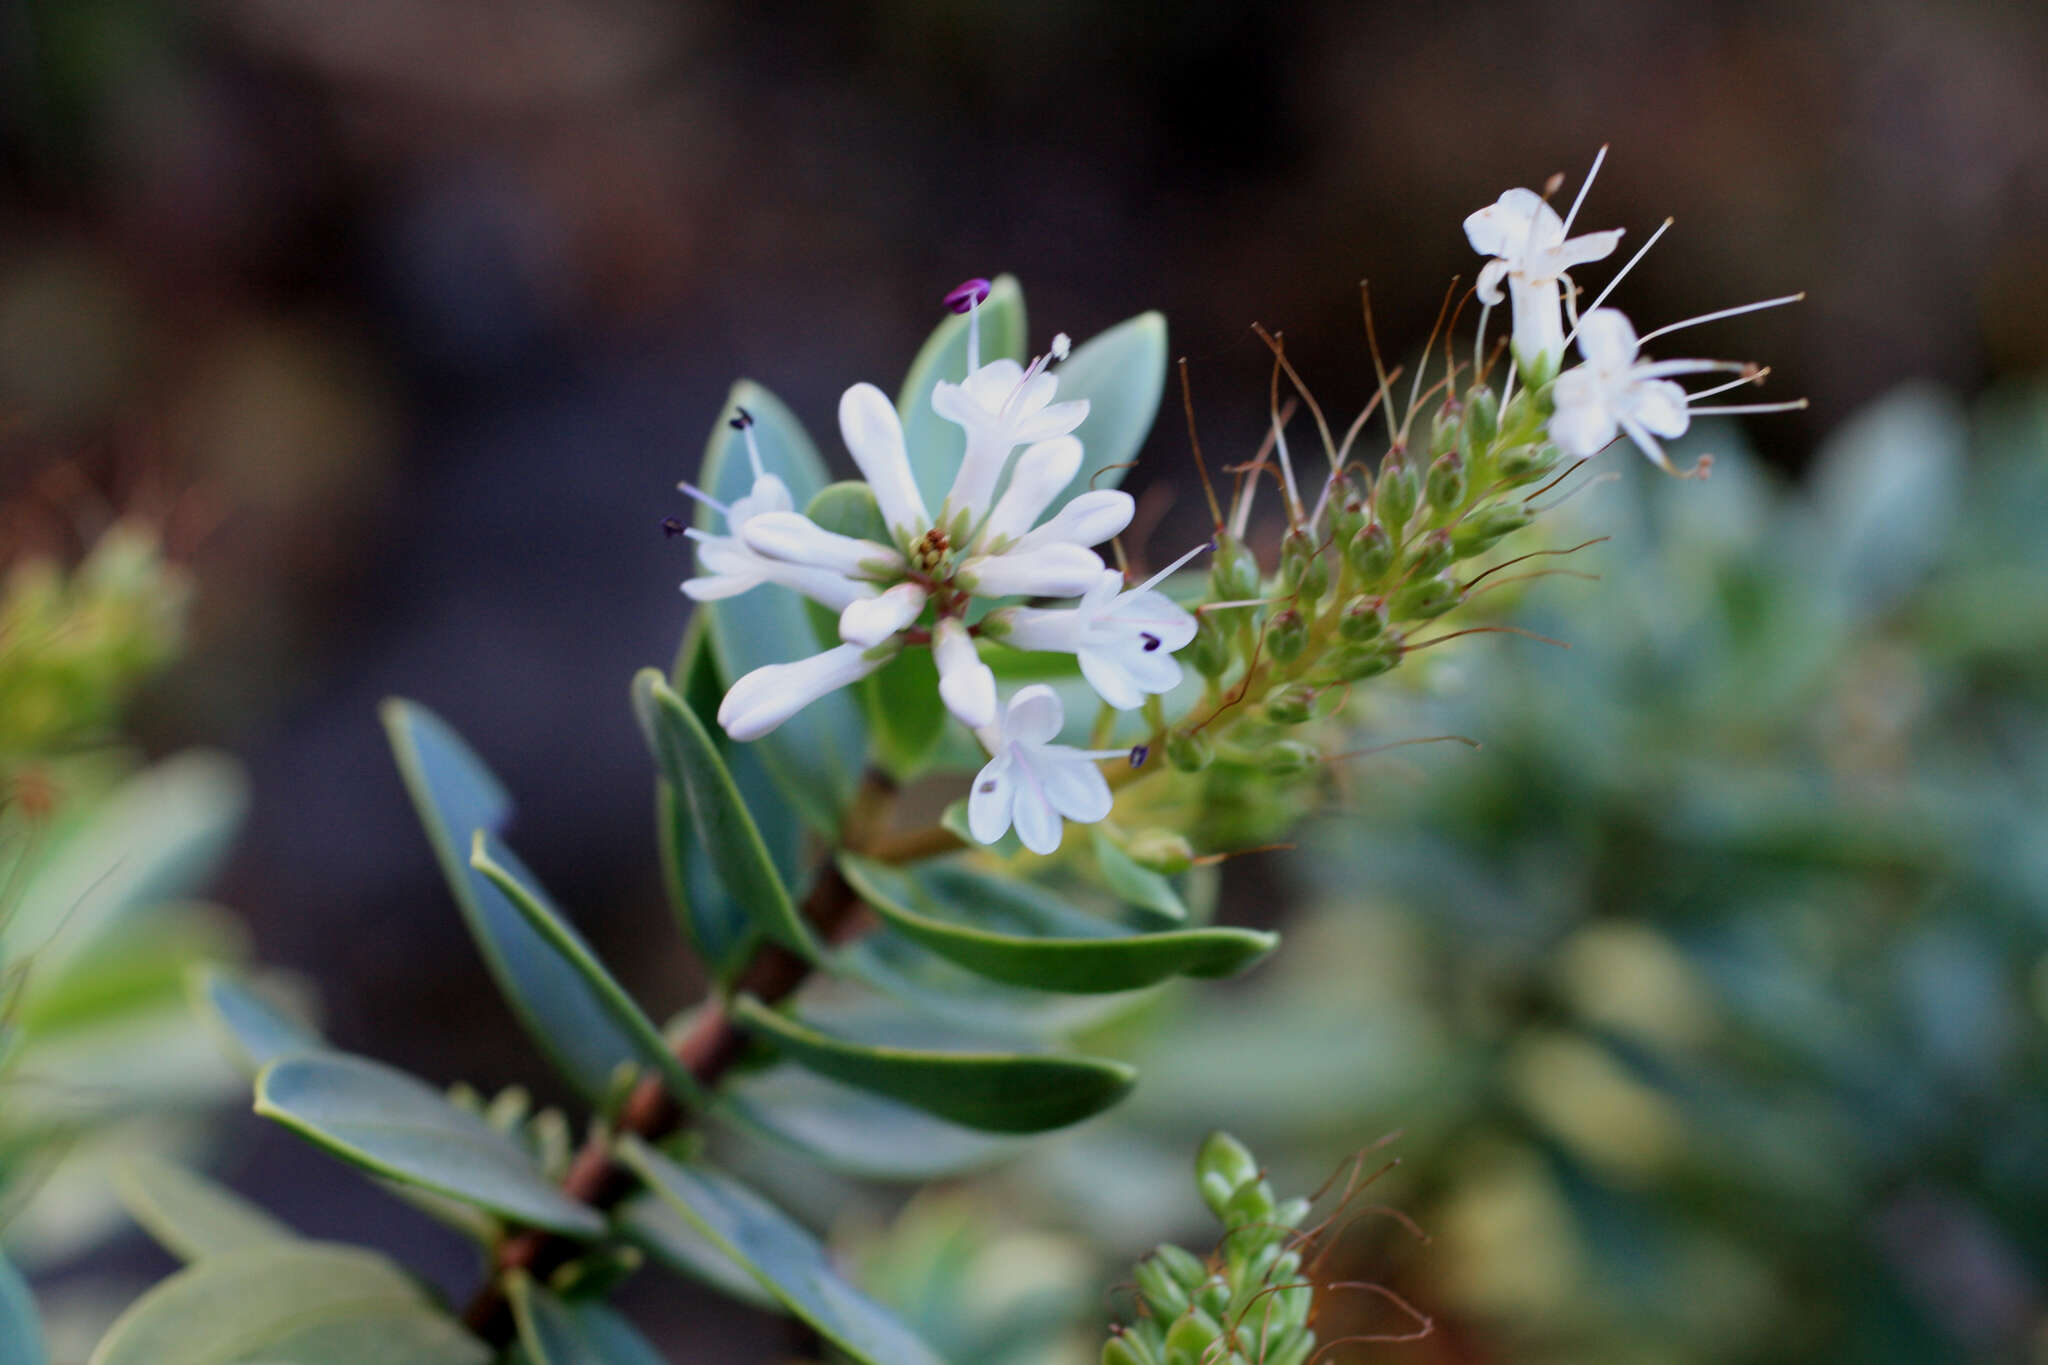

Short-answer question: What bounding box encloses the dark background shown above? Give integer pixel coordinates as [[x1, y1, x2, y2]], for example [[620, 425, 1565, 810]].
[[3, 0, 2043, 1354]]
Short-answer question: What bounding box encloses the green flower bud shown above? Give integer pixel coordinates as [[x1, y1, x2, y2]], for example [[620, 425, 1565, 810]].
[[1406, 528, 1455, 579], [1135, 1256, 1191, 1318], [1197, 1132, 1262, 1206], [1345, 521, 1395, 583], [1497, 442, 1560, 485], [1164, 1310, 1224, 1365], [1188, 614, 1231, 679], [1337, 595, 1387, 641], [1209, 532, 1262, 604], [1194, 1277, 1232, 1320], [1451, 502, 1534, 558], [1463, 384, 1500, 452], [1266, 607, 1307, 663], [1391, 571, 1462, 621], [1374, 452, 1418, 535], [1428, 400, 1463, 457], [1331, 494, 1368, 543], [1156, 1243, 1208, 1291], [1259, 740, 1320, 776], [1223, 1177, 1277, 1228], [1324, 636, 1402, 682], [1102, 1333, 1153, 1365], [1166, 728, 1213, 772], [1263, 683, 1315, 726], [1426, 450, 1467, 513], [1126, 828, 1194, 876]]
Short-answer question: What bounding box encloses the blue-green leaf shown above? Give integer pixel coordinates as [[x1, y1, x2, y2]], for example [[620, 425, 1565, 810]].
[[469, 832, 701, 1106], [382, 700, 639, 1102], [1092, 829, 1189, 920], [115, 1156, 297, 1263], [839, 854, 1272, 991], [87, 1243, 487, 1365], [616, 1138, 945, 1365], [1049, 310, 1169, 507], [693, 380, 865, 829], [0, 1253, 46, 1365], [718, 1064, 1019, 1180], [730, 995, 1135, 1133], [895, 275, 1027, 514], [632, 670, 816, 960], [507, 1273, 668, 1365], [617, 1189, 777, 1309], [188, 968, 323, 1075], [254, 1052, 605, 1238]]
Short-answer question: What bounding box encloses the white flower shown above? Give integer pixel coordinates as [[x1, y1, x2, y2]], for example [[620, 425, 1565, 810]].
[[1466, 184, 1624, 377], [933, 359, 1089, 522], [839, 581, 928, 648], [1549, 309, 1731, 471], [717, 642, 890, 741], [740, 511, 904, 580], [967, 685, 1122, 855], [956, 542, 1106, 599], [840, 383, 931, 545], [989, 547, 1203, 710], [932, 616, 998, 730]]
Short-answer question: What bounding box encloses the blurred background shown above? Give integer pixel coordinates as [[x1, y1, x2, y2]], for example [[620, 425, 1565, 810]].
[[2, 1, 2045, 1361]]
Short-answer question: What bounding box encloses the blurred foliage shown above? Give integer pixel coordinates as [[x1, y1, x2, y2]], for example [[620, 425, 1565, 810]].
[[1016, 382, 2048, 1364]]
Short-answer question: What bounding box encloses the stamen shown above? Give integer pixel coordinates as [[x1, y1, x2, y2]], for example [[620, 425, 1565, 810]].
[[1559, 144, 1608, 236], [1688, 365, 1769, 401], [730, 407, 766, 480], [1140, 632, 1162, 652], [1128, 744, 1149, 768], [1133, 540, 1214, 596], [675, 480, 730, 516], [1687, 399, 1810, 415], [1051, 332, 1072, 362], [660, 516, 686, 538], [946, 277, 992, 372], [1564, 217, 1673, 349], [1636, 292, 1805, 346]]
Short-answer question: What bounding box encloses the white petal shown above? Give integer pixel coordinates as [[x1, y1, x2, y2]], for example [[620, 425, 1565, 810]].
[[1629, 378, 1692, 438], [1619, 415, 1675, 472], [1014, 490, 1135, 553], [967, 751, 1018, 845], [1548, 393, 1618, 458], [1575, 309, 1640, 370], [979, 437, 1083, 549], [1000, 604, 1088, 654], [1004, 684, 1066, 746], [726, 473, 794, 528], [741, 511, 904, 578], [1008, 774, 1064, 855], [1475, 258, 1509, 306], [1033, 748, 1114, 826], [1105, 640, 1185, 696], [960, 359, 1025, 410], [1463, 188, 1553, 259], [1553, 226, 1625, 270], [839, 582, 927, 647], [1107, 589, 1199, 651], [960, 543, 1104, 599], [717, 643, 884, 741], [838, 382, 929, 540], [933, 617, 997, 730], [1078, 651, 1146, 710], [1013, 397, 1089, 444]]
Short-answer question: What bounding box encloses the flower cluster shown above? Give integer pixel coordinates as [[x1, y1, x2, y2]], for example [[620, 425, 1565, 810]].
[[680, 280, 1198, 854]]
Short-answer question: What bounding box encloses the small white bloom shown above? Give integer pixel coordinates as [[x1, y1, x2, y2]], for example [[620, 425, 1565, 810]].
[[740, 511, 904, 580], [933, 358, 1089, 520], [957, 542, 1104, 599], [932, 616, 998, 730], [1548, 308, 1733, 470], [990, 547, 1202, 711], [839, 581, 928, 648], [840, 382, 930, 545], [1466, 186, 1624, 377], [681, 469, 882, 612], [1011, 488, 1134, 554], [717, 642, 889, 741], [967, 684, 1121, 855], [977, 436, 1083, 550]]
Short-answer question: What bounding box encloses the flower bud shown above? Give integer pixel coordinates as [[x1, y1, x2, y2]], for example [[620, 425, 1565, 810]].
[[1337, 595, 1387, 641], [1164, 1310, 1224, 1365], [1166, 728, 1213, 772], [1259, 740, 1319, 776], [1344, 522, 1394, 583], [1265, 607, 1307, 664], [1404, 529, 1454, 579], [1428, 400, 1463, 457], [1223, 1177, 1277, 1228], [1331, 495, 1367, 544], [1197, 1131, 1260, 1206], [1497, 442, 1560, 485], [1463, 384, 1500, 453], [1279, 530, 1329, 602], [1126, 828, 1194, 875], [1208, 532, 1262, 604], [1391, 571, 1462, 621], [1426, 450, 1467, 513], [1451, 503, 1533, 558], [1187, 614, 1231, 679], [1194, 1278, 1232, 1320], [1374, 452, 1418, 536], [1324, 636, 1401, 682], [1134, 1256, 1190, 1318], [1263, 683, 1315, 726], [1101, 1334, 1151, 1365], [1156, 1243, 1208, 1291]]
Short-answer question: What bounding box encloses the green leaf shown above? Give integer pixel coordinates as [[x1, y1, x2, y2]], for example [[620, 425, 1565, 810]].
[[839, 854, 1272, 992], [1, 752, 246, 976], [0, 1252, 46, 1365], [1092, 829, 1189, 920], [469, 831, 701, 1106], [616, 1138, 945, 1365], [253, 1052, 605, 1238], [507, 1273, 667, 1365], [115, 1156, 296, 1263], [1050, 311, 1169, 507], [382, 700, 640, 1102], [693, 380, 865, 830], [729, 995, 1135, 1133], [87, 1243, 488, 1365], [617, 1189, 778, 1309], [895, 274, 1027, 514], [188, 968, 323, 1075], [632, 670, 817, 960], [719, 1064, 1019, 1180]]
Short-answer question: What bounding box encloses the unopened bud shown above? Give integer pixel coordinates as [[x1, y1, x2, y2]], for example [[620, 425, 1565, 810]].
[[1345, 522, 1395, 583], [1391, 571, 1462, 621], [1156, 1243, 1208, 1291], [1497, 442, 1560, 485], [1405, 529, 1454, 579], [1266, 607, 1307, 663], [1429, 400, 1463, 457], [1279, 530, 1328, 601], [1166, 728, 1213, 772], [1463, 384, 1500, 455], [1337, 595, 1387, 641], [1451, 503, 1533, 558], [1263, 683, 1315, 726], [1197, 1133, 1260, 1211], [1101, 1333, 1151, 1365], [1426, 450, 1467, 513], [1223, 1177, 1277, 1228], [1259, 740, 1320, 776], [1324, 636, 1402, 682], [1134, 1256, 1190, 1318], [1188, 614, 1231, 678], [1125, 829, 1194, 875], [1209, 532, 1262, 604], [1165, 1311, 1224, 1364], [1375, 452, 1418, 535]]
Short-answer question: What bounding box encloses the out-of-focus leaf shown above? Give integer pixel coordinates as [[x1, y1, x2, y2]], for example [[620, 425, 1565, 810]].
[[616, 1138, 945, 1365], [382, 700, 639, 1102], [895, 275, 1027, 513], [115, 1155, 296, 1262], [718, 1063, 1020, 1180], [253, 1052, 605, 1238], [1047, 310, 1169, 507], [506, 1273, 667, 1365], [632, 670, 816, 959], [730, 995, 1134, 1133], [188, 968, 322, 1075], [692, 380, 865, 829], [1809, 385, 1966, 615], [469, 832, 701, 1106], [1090, 830, 1188, 921], [0, 1252, 45, 1365], [617, 1189, 777, 1309], [840, 854, 1272, 991], [87, 1242, 488, 1365]]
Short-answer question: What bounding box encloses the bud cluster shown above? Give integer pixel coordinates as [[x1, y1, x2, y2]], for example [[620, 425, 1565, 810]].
[[1103, 1133, 1317, 1365]]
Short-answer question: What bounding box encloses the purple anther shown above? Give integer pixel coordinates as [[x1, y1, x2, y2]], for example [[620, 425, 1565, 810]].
[[728, 406, 754, 430], [1141, 632, 1162, 653], [944, 278, 993, 314], [1128, 745, 1150, 769], [660, 516, 687, 538]]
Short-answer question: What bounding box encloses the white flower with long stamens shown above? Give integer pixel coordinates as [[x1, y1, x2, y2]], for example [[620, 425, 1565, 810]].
[[968, 685, 1123, 855], [1466, 149, 1626, 379], [988, 545, 1205, 711], [931, 280, 1089, 524], [718, 642, 891, 742], [933, 616, 998, 730]]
